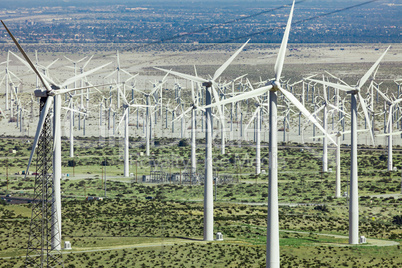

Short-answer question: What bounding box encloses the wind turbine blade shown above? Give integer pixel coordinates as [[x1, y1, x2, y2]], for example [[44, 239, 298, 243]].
[[8, 70, 21, 82], [359, 46, 390, 89], [274, 0, 295, 81], [82, 55, 93, 70], [245, 107, 259, 131], [312, 104, 325, 118], [324, 71, 350, 86], [117, 108, 127, 132], [173, 106, 193, 123], [280, 86, 337, 146], [104, 70, 117, 79], [211, 84, 226, 131], [125, 73, 139, 84], [129, 104, 153, 108], [76, 56, 87, 64], [26, 97, 54, 175], [132, 87, 147, 95], [376, 130, 402, 137], [64, 56, 74, 63], [61, 106, 86, 115], [56, 82, 115, 95], [374, 85, 391, 103], [120, 68, 131, 77], [358, 92, 374, 145], [61, 62, 112, 88], [308, 78, 353, 92], [2, 21, 52, 92], [202, 84, 272, 109], [212, 39, 249, 81], [154, 67, 208, 84], [191, 81, 195, 104], [117, 84, 129, 105], [393, 98, 402, 106], [328, 102, 349, 116], [46, 58, 59, 70]]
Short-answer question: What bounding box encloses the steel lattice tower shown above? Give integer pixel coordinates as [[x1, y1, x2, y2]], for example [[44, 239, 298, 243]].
[[26, 97, 63, 267]]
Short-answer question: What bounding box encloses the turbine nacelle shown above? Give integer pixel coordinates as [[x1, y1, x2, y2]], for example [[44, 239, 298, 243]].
[[348, 89, 359, 95], [34, 89, 48, 98], [270, 80, 281, 91], [202, 81, 213, 88]]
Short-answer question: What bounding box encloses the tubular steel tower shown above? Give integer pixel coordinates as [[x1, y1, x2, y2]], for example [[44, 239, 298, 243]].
[[25, 96, 63, 267]]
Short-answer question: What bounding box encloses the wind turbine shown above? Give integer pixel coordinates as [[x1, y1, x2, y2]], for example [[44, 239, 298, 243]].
[[117, 84, 152, 177], [64, 55, 92, 132], [105, 50, 137, 109], [172, 81, 202, 176], [1, 20, 111, 261], [375, 87, 402, 171], [155, 39, 250, 241], [311, 76, 345, 172], [242, 79, 267, 174], [0, 51, 12, 110], [132, 74, 168, 156], [308, 46, 390, 244], [313, 128, 368, 198], [198, 2, 336, 266]]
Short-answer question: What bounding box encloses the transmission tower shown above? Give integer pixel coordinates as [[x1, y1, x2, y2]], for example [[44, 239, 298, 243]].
[[26, 97, 63, 267]]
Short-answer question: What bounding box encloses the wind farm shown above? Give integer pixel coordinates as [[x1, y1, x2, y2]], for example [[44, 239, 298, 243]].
[[0, 1, 401, 267]]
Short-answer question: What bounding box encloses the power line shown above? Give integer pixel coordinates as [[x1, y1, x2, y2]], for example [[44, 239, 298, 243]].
[[106, 0, 383, 72], [2, 0, 384, 85]]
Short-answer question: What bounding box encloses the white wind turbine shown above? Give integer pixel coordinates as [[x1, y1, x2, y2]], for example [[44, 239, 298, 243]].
[[0, 51, 13, 111], [375, 87, 402, 171], [313, 128, 368, 198], [105, 50, 137, 109], [242, 79, 267, 174], [310, 76, 345, 172], [198, 2, 336, 266], [133, 74, 168, 156], [172, 81, 204, 176], [155, 39, 249, 241], [2, 20, 112, 250], [34, 51, 59, 78], [64, 55, 93, 132], [117, 87, 153, 177], [308, 46, 390, 245]]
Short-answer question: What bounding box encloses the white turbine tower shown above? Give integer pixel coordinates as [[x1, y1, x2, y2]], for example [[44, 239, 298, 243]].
[[309, 46, 390, 244], [155, 39, 249, 241]]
